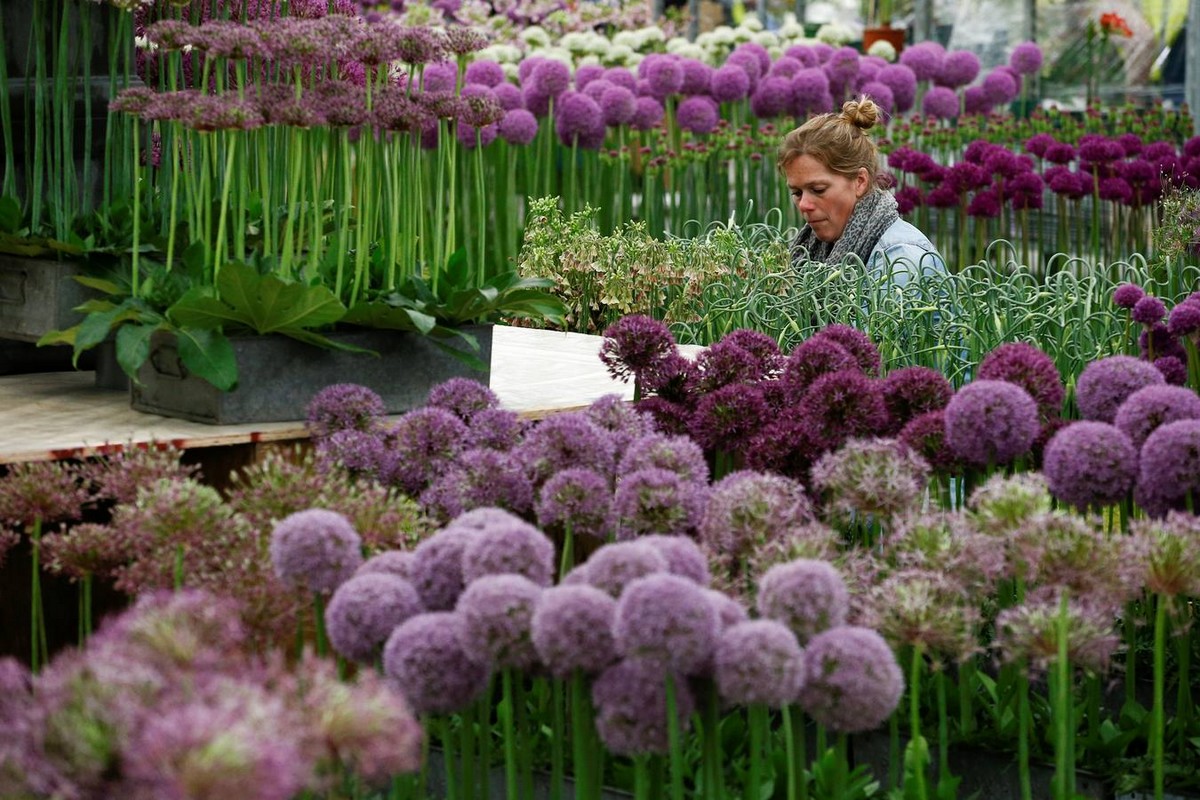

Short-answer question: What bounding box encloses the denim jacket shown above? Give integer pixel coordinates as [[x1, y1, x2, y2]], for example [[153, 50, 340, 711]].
[[866, 219, 946, 286]]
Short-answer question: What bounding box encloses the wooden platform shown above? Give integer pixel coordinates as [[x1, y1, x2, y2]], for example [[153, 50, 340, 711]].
[[1, 325, 695, 464]]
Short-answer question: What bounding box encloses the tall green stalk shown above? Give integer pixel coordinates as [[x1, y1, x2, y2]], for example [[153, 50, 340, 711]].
[[30, 518, 47, 673], [1151, 593, 1168, 800]]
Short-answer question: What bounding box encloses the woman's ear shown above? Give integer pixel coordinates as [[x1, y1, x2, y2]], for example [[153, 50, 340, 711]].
[[854, 167, 870, 198]]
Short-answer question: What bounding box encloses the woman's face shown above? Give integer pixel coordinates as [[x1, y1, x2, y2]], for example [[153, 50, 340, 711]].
[[784, 154, 870, 243]]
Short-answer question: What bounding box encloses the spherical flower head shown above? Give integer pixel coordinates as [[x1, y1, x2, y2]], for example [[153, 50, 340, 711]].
[[356, 549, 414, 581], [494, 82, 523, 112], [306, 383, 386, 440], [575, 63, 606, 91], [600, 314, 678, 384], [944, 380, 1040, 467], [614, 573, 717, 674], [1115, 384, 1200, 448], [1155, 356, 1188, 386], [679, 58, 713, 94], [426, 377, 499, 424], [1009, 41, 1043, 75], [270, 509, 363, 594], [639, 534, 710, 586], [530, 58, 570, 97], [690, 336, 775, 393], [715, 620, 805, 708], [1167, 300, 1200, 337], [688, 382, 769, 452], [699, 471, 813, 562], [676, 95, 719, 135], [585, 540, 669, 597], [460, 515, 555, 586], [750, 76, 794, 118], [858, 81, 895, 115], [383, 612, 489, 714], [1042, 421, 1138, 511], [1139, 322, 1187, 364], [995, 593, 1119, 674], [600, 85, 637, 127], [792, 626, 903, 736], [554, 90, 605, 147], [756, 558, 849, 643], [1130, 294, 1168, 326], [642, 54, 684, 98], [783, 337, 860, 394], [384, 406, 469, 495], [516, 411, 618, 486], [536, 467, 613, 541], [612, 467, 707, 540], [977, 341, 1065, 422], [898, 408, 959, 473], [591, 658, 695, 756], [811, 437, 930, 522], [420, 447, 534, 523], [423, 60, 458, 92], [631, 96, 664, 131], [981, 68, 1018, 105], [586, 394, 656, 459], [325, 573, 423, 663], [316, 428, 389, 480], [811, 324, 881, 375], [790, 66, 830, 106], [531, 584, 619, 677], [935, 49, 980, 88], [898, 41, 944, 80], [876, 64, 917, 112], [1076, 355, 1166, 424], [455, 573, 542, 670], [1136, 419, 1200, 517], [881, 366, 953, 432], [465, 407, 527, 451], [409, 525, 476, 611], [465, 59, 505, 87], [920, 85, 959, 119], [967, 472, 1051, 535], [802, 370, 890, 451]]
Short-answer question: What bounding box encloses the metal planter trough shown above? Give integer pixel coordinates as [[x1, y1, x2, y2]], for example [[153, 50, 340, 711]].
[[0, 256, 93, 343], [130, 325, 493, 425]]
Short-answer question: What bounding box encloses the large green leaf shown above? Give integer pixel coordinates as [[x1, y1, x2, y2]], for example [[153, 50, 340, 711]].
[[282, 329, 379, 355], [175, 328, 239, 391], [71, 303, 142, 366], [167, 262, 346, 334], [116, 322, 160, 382], [342, 301, 437, 334], [73, 275, 124, 295], [0, 196, 22, 233]]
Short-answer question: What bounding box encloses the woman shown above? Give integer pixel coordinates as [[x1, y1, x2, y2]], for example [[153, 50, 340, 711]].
[[779, 96, 944, 280]]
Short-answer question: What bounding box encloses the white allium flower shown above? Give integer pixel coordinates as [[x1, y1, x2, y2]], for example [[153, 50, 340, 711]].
[[578, 54, 602, 66], [520, 26, 551, 48], [603, 44, 636, 65], [561, 32, 589, 54], [612, 30, 640, 49], [767, 45, 784, 59], [816, 22, 854, 44], [479, 43, 522, 63], [502, 62, 521, 81], [739, 17, 764, 32], [671, 43, 706, 60], [541, 47, 574, 67], [639, 25, 666, 45], [867, 39, 898, 61], [752, 30, 779, 47], [586, 34, 610, 55], [777, 18, 804, 38], [710, 26, 737, 45]]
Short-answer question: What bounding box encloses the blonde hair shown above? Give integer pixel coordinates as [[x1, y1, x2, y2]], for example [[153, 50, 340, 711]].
[[777, 96, 882, 186]]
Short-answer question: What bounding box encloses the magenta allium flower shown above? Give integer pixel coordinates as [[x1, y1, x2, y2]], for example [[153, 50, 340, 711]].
[[575, 63, 606, 90], [689, 339, 769, 394], [698, 470, 813, 555], [921, 86, 960, 119], [384, 406, 468, 495], [586, 394, 657, 460], [797, 625, 904, 733], [603, 66, 636, 91], [465, 408, 527, 451], [791, 67, 831, 113], [977, 342, 1065, 421], [600, 314, 678, 384], [531, 585, 619, 676], [859, 81, 895, 115], [812, 324, 881, 375], [802, 370, 890, 451], [316, 428, 389, 480], [269, 509, 363, 594], [688, 382, 768, 452], [465, 59, 505, 87], [1115, 385, 1200, 447], [750, 76, 794, 118], [455, 573, 543, 670], [591, 658, 695, 756], [1167, 300, 1200, 337], [460, 515, 555, 587], [536, 468, 612, 540], [1155, 356, 1188, 386], [530, 59, 570, 97], [614, 573, 717, 674], [715, 620, 805, 708], [356, 550, 414, 580], [639, 534, 710, 586], [1076, 355, 1166, 423], [516, 412, 617, 485], [897, 409, 958, 473], [600, 85, 637, 127], [935, 50, 980, 88], [676, 95, 719, 135], [899, 41, 944, 80], [1042, 422, 1138, 510], [306, 383, 386, 439], [494, 82, 523, 111], [630, 96, 664, 131], [727, 49, 763, 90], [756, 558, 849, 643], [944, 380, 1039, 467], [981, 69, 1018, 105], [420, 447, 534, 522], [641, 54, 684, 98], [585, 540, 669, 597], [876, 64, 917, 112], [325, 573, 423, 663], [409, 526, 476, 611], [1140, 322, 1187, 364], [554, 90, 605, 148], [383, 612, 489, 714], [612, 467, 707, 539], [1135, 420, 1200, 517], [710, 63, 752, 102], [679, 58, 713, 94], [881, 366, 953, 432], [1132, 295, 1168, 325], [1009, 41, 1043, 74], [782, 337, 860, 394], [426, 377, 499, 423]]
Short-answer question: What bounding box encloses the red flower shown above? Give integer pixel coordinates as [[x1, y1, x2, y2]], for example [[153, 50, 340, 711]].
[[1099, 12, 1133, 37]]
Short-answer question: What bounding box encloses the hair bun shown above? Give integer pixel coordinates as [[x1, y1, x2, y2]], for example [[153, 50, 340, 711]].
[[840, 97, 879, 131]]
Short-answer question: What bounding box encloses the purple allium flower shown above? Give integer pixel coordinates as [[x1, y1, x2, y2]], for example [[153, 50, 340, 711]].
[[981, 69, 1018, 105], [966, 188, 1002, 218], [531, 585, 618, 676], [875, 64, 916, 112], [797, 626, 904, 733], [460, 514, 555, 586], [639, 534, 710, 586], [1155, 356, 1188, 386], [1009, 41, 1043, 74], [1140, 322, 1187, 363], [383, 612, 489, 714], [1024, 132, 1056, 158], [1098, 176, 1134, 204], [269, 509, 363, 594], [708, 588, 751, 630], [782, 337, 861, 394], [727, 49, 763, 91], [679, 58, 713, 94], [455, 573, 542, 670], [591, 658, 695, 756], [554, 90, 605, 148], [600, 85, 637, 127], [750, 76, 794, 118], [612, 467, 706, 540], [1168, 301, 1200, 337], [944, 380, 1040, 467], [881, 366, 953, 432], [859, 81, 895, 115], [935, 50, 980, 88], [600, 314, 677, 384], [427, 377, 499, 423], [1116, 385, 1200, 447], [1135, 419, 1200, 516], [316, 428, 389, 480], [894, 185, 923, 215], [420, 447, 534, 522], [1076, 355, 1166, 423], [516, 412, 617, 485], [812, 324, 881, 375], [769, 56, 804, 80], [522, 85, 551, 117], [1132, 295, 1168, 325], [307, 383, 385, 440], [641, 54, 684, 99], [921, 86, 960, 119], [977, 342, 1065, 422], [325, 573, 423, 663], [811, 438, 929, 521], [585, 541, 669, 596], [676, 95, 719, 135], [613, 573, 718, 674], [530, 59, 570, 97], [714, 620, 805, 708], [785, 45, 819, 66], [465, 59, 505, 87], [586, 394, 656, 458], [630, 96, 664, 131], [536, 468, 612, 541], [756, 558, 849, 643], [898, 409, 959, 472], [356, 549, 414, 580], [423, 60, 458, 92], [409, 525, 476, 611], [995, 592, 1120, 674], [465, 408, 527, 451], [791, 66, 831, 110], [899, 41, 944, 81], [688, 382, 768, 452], [603, 67, 636, 91], [802, 371, 890, 451], [1042, 422, 1138, 510], [698, 470, 813, 556], [620, 434, 709, 485], [384, 406, 468, 495], [493, 82, 523, 112], [574, 63, 606, 91]]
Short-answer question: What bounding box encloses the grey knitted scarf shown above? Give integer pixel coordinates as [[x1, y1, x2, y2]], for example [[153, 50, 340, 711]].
[[790, 188, 899, 267]]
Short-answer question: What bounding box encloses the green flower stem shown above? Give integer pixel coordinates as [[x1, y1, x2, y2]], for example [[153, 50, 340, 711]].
[[703, 682, 726, 800], [747, 704, 767, 800], [1177, 622, 1192, 759], [550, 677, 564, 800], [173, 543, 184, 590], [211, 132, 238, 284], [664, 673, 684, 800], [0, 4, 14, 196], [957, 657, 975, 736], [131, 117, 141, 298], [1053, 592, 1073, 800], [571, 672, 593, 800], [502, 669, 519, 800], [256, 126, 272, 261], [77, 573, 92, 644], [313, 592, 327, 657], [335, 129, 353, 301], [633, 756, 651, 800], [441, 716, 460, 800], [908, 644, 928, 800], [30, 0, 47, 231], [783, 705, 807, 800], [30, 518, 46, 673], [1152, 592, 1168, 800], [474, 135, 486, 284], [165, 131, 182, 272], [1017, 664, 1032, 800], [478, 685, 492, 800], [460, 698, 476, 800]]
